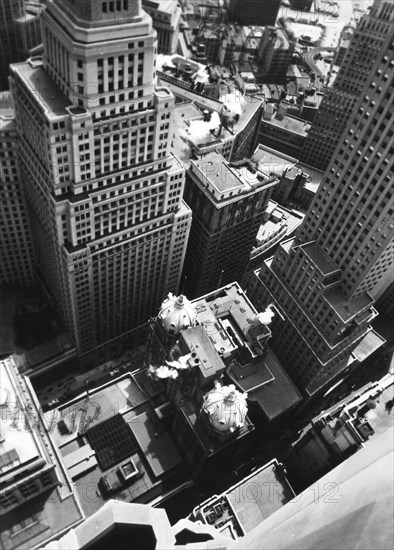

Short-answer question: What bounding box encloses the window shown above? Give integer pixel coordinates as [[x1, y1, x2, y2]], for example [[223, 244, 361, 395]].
[[10, 515, 39, 536]]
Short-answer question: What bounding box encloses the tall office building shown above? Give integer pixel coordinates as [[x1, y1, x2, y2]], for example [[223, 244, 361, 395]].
[[0, 92, 35, 286], [0, 0, 43, 91], [9, 0, 192, 361], [182, 151, 278, 299], [247, 16, 394, 396], [300, 1, 393, 171], [142, 0, 181, 54]]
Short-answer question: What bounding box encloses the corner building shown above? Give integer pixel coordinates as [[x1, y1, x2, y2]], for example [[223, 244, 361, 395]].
[[182, 152, 279, 299], [10, 0, 192, 361], [248, 25, 394, 396]]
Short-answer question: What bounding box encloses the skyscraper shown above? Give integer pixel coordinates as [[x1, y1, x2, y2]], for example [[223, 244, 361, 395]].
[[247, 10, 394, 396], [9, 0, 192, 362], [182, 151, 278, 299], [300, 1, 394, 171], [0, 0, 43, 91], [0, 92, 35, 286]]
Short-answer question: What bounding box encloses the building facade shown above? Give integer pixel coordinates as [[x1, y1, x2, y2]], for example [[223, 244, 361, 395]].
[[9, 0, 192, 362], [182, 152, 278, 299], [257, 26, 294, 84], [259, 103, 310, 159], [142, 0, 181, 54], [0, 0, 43, 91], [247, 22, 394, 396], [300, 1, 394, 171], [0, 92, 35, 286], [0, 356, 84, 549]]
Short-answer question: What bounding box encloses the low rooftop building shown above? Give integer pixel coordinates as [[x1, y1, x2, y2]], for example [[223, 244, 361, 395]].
[[288, 372, 394, 482], [189, 459, 295, 540], [251, 144, 323, 211], [148, 282, 302, 460], [157, 55, 264, 164], [48, 372, 187, 518], [0, 356, 84, 550]]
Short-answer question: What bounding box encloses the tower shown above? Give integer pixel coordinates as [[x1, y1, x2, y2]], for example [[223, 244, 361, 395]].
[[9, 0, 192, 361], [0, 92, 35, 286], [247, 13, 394, 396], [182, 152, 278, 299], [300, 1, 394, 171]]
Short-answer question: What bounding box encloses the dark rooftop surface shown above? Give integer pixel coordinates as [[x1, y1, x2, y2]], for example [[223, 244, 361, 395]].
[[301, 242, 339, 275], [127, 411, 182, 477], [87, 414, 139, 470], [52, 375, 148, 448], [229, 349, 302, 420]]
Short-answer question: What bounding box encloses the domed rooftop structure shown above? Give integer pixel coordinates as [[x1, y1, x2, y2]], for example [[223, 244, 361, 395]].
[[201, 383, 248, 434], [158, 293, 197, 335]]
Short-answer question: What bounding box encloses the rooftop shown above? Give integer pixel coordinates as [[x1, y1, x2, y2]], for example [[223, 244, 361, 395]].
[[192, 460, 295, 539], [262, 111, 311, 136], [193, 283, 302, 419], [228, 349, 302, 420], [179, 325, 227, 381], [301, 241, 340, 276], [11, 59, 72, 118], [129, 411, 182, 477], [253, 201, 305, 252], [0, 357, 83, 550], [47, 373, 186, 516], [324, 290, 374, 323], [190, 151, 277, 202], [251, 144, 298, 177]]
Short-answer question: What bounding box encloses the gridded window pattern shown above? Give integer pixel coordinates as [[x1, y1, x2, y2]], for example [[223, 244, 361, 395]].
[[86, 414, 138, 470]]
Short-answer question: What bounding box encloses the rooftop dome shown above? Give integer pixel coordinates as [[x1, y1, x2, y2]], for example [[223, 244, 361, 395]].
[[158, 293, 197, 335], [202, 383, 248, 434]]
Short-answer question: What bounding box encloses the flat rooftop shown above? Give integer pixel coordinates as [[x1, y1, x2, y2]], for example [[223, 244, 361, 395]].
[[129, 411, 182, 477], [301, 242, 340, 276], [190, 151, 276, 202], [324, 290, 374, 323], [194, 460, 295, 538], [194, 283, 258, 340], [50, 374, 148, 448], [228, 349, 302, 420], [50, 372, 187, 516], [227, 462, 295, 533], [351, 330, 386, 363], [11, 59, 72, 118], [252, 144, 297, 176], [262, 112, 311, 135], [254, 202, 304, 247], [180, 325, 227, 380]]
